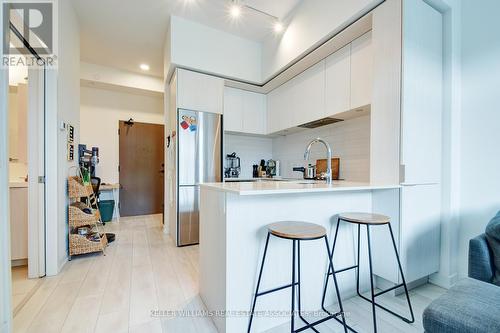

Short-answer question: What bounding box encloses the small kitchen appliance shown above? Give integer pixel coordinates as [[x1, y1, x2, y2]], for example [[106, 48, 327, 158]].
[[225, 152, 241, 178], [293, 164, 317, 180]]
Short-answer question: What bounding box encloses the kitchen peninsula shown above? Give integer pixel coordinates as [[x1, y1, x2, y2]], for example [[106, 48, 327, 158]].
[[199, 180, 401, 333]]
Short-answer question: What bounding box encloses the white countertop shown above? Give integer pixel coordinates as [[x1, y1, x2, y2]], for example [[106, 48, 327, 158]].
[[201, 180, 400, 196]]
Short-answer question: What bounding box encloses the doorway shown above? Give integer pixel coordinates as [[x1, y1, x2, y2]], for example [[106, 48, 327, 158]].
[[119, 120, 165, 217], [7, 21, 47, 316]]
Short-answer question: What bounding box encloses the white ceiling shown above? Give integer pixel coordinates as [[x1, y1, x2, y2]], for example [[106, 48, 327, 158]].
[[72, 0, 301, 78]]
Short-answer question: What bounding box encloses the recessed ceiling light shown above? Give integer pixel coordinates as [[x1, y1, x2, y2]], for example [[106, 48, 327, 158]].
[[274, 21, 284, 33], [139, 63, 150, 71], [230, 3, 241, 19]]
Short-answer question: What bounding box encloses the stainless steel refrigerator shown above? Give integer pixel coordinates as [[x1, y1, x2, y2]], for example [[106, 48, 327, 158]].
[[175, 109, 222, 246]]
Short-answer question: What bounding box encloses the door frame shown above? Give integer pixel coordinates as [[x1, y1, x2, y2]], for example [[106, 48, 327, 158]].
[[1, 3, 12, 330]]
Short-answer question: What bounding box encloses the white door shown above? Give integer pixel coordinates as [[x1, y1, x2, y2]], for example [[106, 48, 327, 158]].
[[27, 66, 46, 278]]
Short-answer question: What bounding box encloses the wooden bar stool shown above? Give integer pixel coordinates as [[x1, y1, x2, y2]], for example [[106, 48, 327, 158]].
[[321, 213, 415, 333], [248, 221, 348, 333]]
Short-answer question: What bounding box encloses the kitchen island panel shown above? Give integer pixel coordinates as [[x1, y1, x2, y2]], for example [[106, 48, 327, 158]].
[[199, 187, 398, 332]]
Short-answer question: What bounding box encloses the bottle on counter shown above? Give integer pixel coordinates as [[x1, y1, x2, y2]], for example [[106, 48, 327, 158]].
[[252, 165, 259, 178], [275, 160, 281, 177]]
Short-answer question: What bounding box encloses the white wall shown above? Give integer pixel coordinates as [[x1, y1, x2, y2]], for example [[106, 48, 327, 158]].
[[457, 0, 500, 277], [261, 0, 380, 80], [81, 62, 163, 93], [272, 116, 370, 181], [80, 86, 164, 184], [224, 134, 273, 179], [168, 16, 262, 83], [55, 0, 81, 272]]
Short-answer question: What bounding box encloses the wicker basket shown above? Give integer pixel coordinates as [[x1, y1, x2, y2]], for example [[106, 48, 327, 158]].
[[69, 233, 107, 256], [68, 203, 100, 228], [68, 176, 93, 199]]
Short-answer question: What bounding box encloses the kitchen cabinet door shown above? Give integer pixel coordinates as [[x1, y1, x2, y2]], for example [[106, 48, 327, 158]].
[[399, 184, 441, 282], [290, 60, 326, 126], [350, 31, 373, 110], [223, 87, 243, 132], [267, 81, 292, 134], [10, 187, 28, 260], [400, 0, 443, 184], [371, 185, 440, 284], [325, 45, 351, 117], [177, 69, 224, 114], [242, 91, 266, 135]]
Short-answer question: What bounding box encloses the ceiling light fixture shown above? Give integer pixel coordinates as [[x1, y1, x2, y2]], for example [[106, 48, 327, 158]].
[[229, 1, 286, 34], [229, 2, 241, 19], [139, 63, 150, 71], [274, 21, 284, 33]]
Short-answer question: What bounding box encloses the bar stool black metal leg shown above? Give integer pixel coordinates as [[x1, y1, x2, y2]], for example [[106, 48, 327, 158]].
[[324, 236, 348, 333], [248, 232, 271, 333], [388, 224, 415, 323], [355, 224, 362, 298], [321, 217, 341, 312], [355, 223, 415, 328], [291, 240, 296, 333], [366, 226, 378, 333], [297, 240, 320, 333]]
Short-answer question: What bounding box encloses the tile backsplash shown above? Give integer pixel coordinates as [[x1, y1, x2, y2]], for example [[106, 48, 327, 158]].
[[272, 115, 370, 181], [224, 115, 370, 181], [224, 134, 273, 179]]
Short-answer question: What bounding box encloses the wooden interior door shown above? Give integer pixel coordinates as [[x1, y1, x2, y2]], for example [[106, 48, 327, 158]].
[[119, 121, 164, 217]]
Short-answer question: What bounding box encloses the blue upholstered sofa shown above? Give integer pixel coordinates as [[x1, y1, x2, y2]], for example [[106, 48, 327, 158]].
[[468, 233, 496, 283], [422, 228, 500, 333]]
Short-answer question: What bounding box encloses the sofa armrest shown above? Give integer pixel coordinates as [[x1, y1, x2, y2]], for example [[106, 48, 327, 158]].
[[469, 234, 494, 283]]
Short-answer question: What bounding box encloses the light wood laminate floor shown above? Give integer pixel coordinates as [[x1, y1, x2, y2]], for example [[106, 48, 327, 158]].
[[13, 214, 445, 333]]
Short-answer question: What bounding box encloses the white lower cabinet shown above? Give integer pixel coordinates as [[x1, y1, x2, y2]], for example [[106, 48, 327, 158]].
[[223, 87, 267, 135], [372, 184, 441, 284], [10, 186, 28, 261]]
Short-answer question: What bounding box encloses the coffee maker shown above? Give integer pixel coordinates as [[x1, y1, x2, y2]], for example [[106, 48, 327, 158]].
[[224, 152, 241, 178]]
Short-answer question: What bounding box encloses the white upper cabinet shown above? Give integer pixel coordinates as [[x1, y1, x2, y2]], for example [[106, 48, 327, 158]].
[[176, 69, 224, 114], [223, 87, 243, 132], [290, 60, 326, 126], [242, 91, 267, 135], [325, 44, 351, 117], [350, 31, 373, 110], [267, 79, 293, 134], [224, 87, 267, 135]]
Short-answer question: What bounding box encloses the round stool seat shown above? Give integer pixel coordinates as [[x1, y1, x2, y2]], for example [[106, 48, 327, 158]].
[[267, 221, 326, 240], [338, 212, 390, 225]]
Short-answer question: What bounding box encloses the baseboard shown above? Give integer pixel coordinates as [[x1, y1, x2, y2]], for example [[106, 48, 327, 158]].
[[429, 272, 458, 289], [11, 259, 28, 267], [375, 275, 428, 295], [55, 256, 68, 276]]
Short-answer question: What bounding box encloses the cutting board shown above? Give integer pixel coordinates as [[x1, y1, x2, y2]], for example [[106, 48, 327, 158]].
[[316, 158, 340, 180]]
